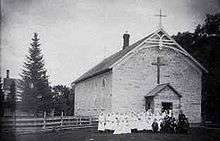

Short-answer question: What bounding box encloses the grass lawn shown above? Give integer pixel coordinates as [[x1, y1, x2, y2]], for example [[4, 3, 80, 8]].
[[1, 127, 220, 141]]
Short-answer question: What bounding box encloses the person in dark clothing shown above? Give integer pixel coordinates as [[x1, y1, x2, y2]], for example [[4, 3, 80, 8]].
[[176, 110, 189, 134], [163, 113, 171, 133], [152, 118, 159, 133], [160, 111, 170, 133], [169, 112, 177, 133]]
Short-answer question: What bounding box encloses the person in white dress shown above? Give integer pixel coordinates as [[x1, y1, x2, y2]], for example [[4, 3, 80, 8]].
[[124, 113, 131, 134], [109, 112, 116, 133], [120, 115, 127, 134], [162, 110, 167, 119], [144, 110, 153, 131], [98, 112, 105, 132], [113, 113, 124, 134], [117, 113, 129, 134], [105, 113, 112, 133], [155, 111, 163, 131], [113, 116, 121, 134], [137, 112, 145, 132], [112, 112, 119, 131], [146, 113, 153, 131], [113, 113, 131, 134], [129, 112, 138, 132], [169, 110, 172, 117]]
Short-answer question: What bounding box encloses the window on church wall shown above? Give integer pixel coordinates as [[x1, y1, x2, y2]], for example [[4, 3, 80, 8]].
[[102, 78, 106, 87]]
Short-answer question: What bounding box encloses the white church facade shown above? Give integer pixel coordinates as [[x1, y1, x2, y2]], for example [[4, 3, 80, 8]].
[[73, 28, 207, 123]]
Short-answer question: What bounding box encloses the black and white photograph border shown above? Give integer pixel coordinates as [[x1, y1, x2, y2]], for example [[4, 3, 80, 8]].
[[1, 0, 220, 141]]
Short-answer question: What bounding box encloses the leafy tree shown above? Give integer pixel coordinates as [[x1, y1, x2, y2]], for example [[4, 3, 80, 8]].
[[203, 13, 220, 35], [172, 32, 195, 54], [52, 85, 74, 116], [20, 33, 52, 116], [172, 13, 220, 124], [194, 24, 203, 37]]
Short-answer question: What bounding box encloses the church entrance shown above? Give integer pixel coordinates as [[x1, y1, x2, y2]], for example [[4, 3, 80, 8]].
[[161, 102, 173, 113], [145, 83, 181, 117]]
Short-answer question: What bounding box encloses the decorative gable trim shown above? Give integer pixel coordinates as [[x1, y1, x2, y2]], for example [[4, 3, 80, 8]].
[[110, 28, 208, 73]]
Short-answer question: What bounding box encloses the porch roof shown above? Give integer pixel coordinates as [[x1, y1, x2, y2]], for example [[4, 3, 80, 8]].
[[145, 83, 182, 98]]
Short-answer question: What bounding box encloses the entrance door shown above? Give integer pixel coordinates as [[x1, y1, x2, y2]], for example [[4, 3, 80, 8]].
[[161, 102, 173, 113]]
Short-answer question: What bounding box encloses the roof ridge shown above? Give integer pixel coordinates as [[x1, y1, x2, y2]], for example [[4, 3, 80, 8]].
[[74, 33, 153, 83]]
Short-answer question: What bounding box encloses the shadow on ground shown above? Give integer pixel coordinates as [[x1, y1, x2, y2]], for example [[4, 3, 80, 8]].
[[1, 127, 220, 141]]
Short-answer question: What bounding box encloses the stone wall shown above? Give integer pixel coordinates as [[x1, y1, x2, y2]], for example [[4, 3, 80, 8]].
[[74, 71, 112, 116], [112, 45, 202, 123]]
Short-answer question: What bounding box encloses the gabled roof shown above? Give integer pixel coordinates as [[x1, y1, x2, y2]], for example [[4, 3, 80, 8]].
[[74, 33, 154, 83], [74, 28, 207, 84], [145, 83, 182, 98]]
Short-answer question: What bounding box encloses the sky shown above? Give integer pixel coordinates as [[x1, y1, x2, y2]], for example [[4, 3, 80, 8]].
[[1, 0, 220, 86]]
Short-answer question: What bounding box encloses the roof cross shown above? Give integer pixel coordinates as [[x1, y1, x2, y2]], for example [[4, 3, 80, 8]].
[[155, 10, 167, 28]]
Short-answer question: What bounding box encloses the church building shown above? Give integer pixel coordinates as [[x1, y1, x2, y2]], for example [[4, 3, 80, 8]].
[[73, 25, 207, 123]]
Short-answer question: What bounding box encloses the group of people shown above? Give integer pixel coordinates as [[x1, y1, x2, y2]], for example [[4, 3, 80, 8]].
[[98, 110, 189, 134], [158, 110, 189, 133]]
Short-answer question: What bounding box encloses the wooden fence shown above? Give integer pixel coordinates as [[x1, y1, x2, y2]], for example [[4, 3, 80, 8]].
[[1, 113, 98, 134]]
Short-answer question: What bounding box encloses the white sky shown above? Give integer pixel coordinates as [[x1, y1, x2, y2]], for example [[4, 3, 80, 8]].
[[1, 0, 220, 86]]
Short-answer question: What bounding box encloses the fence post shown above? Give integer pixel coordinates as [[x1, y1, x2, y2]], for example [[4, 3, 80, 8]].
[[89, 116, 92, 125], [43, 111, 46, 129], [60, 111, 63, 127], [78, 117, 81, 126], [12, 111, 16, 131]]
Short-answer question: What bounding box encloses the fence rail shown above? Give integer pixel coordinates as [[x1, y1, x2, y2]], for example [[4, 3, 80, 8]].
[[1, 115, 98, 134]]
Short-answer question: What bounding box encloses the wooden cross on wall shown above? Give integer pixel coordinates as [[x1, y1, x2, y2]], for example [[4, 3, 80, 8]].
[[151, 57, 166, 84]]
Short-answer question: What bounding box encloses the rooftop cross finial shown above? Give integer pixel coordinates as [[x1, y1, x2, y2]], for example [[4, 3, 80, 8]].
[[155, 10, 166, 28]]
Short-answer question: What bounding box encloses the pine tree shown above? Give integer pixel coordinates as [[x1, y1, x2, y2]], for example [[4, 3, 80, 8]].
[[20, 33, 52, 115]]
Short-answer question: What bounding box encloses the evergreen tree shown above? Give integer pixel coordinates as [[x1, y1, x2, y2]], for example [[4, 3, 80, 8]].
[[20, 33, 52, 116]]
